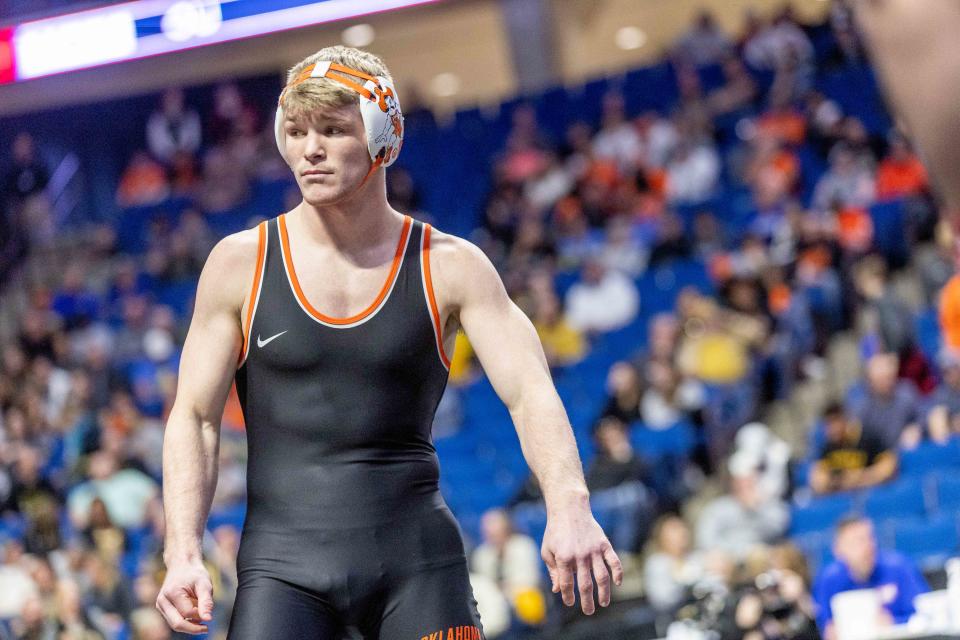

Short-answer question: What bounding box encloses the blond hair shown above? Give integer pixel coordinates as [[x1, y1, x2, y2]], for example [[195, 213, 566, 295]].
[[282, 45, 393, 118]]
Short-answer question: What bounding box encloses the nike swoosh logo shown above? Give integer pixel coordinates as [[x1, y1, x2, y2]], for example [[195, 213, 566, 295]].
[[256, 331, 287, 348]]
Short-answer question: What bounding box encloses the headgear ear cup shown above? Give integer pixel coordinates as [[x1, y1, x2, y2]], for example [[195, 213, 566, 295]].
[[274, 60, 404, 169]]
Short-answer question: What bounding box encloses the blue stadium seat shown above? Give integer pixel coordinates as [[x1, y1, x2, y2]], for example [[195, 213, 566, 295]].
[[892, 515, 960, 569], [869, 200, 909, 267], [936, 475, 960, 512], [916, 307, 943, 364], [207, 503, 246, 532], [511, 502, 548, 547], [790, 493, 856, 536], [864, 477, 927, 522], [629, 421, 697, 460], [899, 440, 960, 478], [791, 530, 834, 572]]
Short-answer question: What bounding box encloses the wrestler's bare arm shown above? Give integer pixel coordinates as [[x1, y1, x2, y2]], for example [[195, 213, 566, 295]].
[[429, 230, 623, 615], [854, 0, 960, 211], [157, 227, 258, 635]]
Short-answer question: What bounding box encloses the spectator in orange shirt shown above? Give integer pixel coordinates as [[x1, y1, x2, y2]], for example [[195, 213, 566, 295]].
[[756, 87, 807, 146], [875, 132, 929, 201], [940, 273, 960, 351], [116, 151, 169, 208]]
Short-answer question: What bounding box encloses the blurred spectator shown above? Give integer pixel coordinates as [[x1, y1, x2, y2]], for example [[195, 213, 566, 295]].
[[940, 272, 960, 351], [67, 450, 159, 530], [600, 361, 642, 425], [145, 88, 201, 165], [116, 152, 170, 208], [3, 132, 49, 205], [587, 416, 647, 492], [0, 539, 37, 618], [756, 86, 807, 147], [733, 423, 791, 501], [809, 403, 897, 494], [52, 262, 100, 331], [674, 11, 733, 67], [926, 349, 960, 443], [675, 291, 761, 385], [847, 353, 923, 449], [743, 9, 814, 71], [197, 146, 251, 213], [916, 219, 954, 306], [206, 83, 255, 146], [664, 139, 720, 204], [648, 216, 690, 271], [532, 292, 586, 368], [2, 131, 52, 251], [565, 257, 639, 333], [812, 143, 875, 212], [853, 256, 923, 363], [707, 56, 758, 117], [720, 545, 817, 640], [875, 132, 929, 201], [600, 215, 648, 277], [643, 515, 703, 612], [85, 551, 135, 635], [640, 359, 705, 430], [695, 464, 789, 560], [591, 92, 643, 175], [585, 416, 654, 552], [813, 516, 928, 635], [471, 509, 544, 627]]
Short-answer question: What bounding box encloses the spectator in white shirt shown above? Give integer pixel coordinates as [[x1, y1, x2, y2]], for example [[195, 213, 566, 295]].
[[146, 88, 201, 165], [665, 140, 720, 204], [565, 257, 640, 333], [744, 10, 814, 71], [812, 142, 876, 211], [470, 509, 542, 613], [592, 92, 644, 175]]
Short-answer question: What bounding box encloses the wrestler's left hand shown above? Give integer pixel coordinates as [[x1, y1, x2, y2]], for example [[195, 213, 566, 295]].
[[540, 497, 623, 615]]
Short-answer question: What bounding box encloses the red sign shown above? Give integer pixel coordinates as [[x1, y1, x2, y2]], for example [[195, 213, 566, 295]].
[[0, 27, 14, 84]]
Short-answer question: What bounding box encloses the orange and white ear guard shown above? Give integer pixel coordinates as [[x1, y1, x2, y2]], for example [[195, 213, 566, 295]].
[[275, 60, 405, 184]]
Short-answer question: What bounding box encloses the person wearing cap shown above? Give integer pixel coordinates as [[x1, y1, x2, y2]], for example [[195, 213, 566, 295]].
[[694, 454, 789, 560], [156, 45, 621, 639]]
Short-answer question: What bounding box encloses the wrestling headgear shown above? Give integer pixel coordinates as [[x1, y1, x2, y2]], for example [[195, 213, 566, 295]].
[[274, 60, 404, 175]]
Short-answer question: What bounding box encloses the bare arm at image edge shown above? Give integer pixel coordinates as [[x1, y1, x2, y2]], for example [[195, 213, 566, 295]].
[[157, 227, 259, 635], [429, 230, 623, 616], [854, 0, 960, 214]]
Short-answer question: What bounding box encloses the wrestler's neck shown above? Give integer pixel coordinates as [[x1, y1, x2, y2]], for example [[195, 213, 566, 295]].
[[290, 171, 404, 255]]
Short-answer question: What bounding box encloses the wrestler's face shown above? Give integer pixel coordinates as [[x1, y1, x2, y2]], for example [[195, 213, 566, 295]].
[[282, 103, 373, 206]]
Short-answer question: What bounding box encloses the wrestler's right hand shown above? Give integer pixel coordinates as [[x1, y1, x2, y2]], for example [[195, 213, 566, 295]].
[[156, 559, 214, 635]]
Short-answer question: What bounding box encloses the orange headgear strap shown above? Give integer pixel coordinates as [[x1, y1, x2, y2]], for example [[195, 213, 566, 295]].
[[279, 62, 378, 106]]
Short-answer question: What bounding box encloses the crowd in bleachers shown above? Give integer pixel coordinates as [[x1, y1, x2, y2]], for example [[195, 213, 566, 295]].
[[1, 1, 959, 638]]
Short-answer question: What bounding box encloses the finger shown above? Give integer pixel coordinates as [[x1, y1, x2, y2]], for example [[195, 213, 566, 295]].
[[556, 556, 576, 607], [195, 579, 214, 622], [602, 542, 624, 586], [541, 547, 559, 593], [157, 594, 208, 635], [577, 556, 595, 615], [592, 550, 612, 608]]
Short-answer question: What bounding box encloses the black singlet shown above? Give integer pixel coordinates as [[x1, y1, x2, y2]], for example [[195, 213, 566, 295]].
[[226, 214, 485, 640]]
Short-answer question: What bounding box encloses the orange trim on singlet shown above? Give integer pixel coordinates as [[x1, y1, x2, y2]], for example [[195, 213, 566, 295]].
[[422, 224, 451, 368], [278, 213, 412, 325], [239, 221, 267, 364]]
